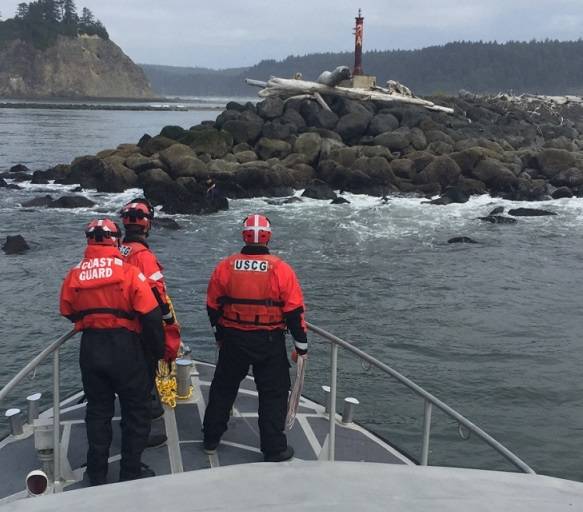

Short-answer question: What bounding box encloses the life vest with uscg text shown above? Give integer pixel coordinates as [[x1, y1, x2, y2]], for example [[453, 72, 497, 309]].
[[213, 254, 288, 331], [60, 245, 158, 333]]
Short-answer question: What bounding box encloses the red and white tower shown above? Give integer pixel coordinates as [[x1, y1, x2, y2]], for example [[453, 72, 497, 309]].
[[353, 9, 364, 76]]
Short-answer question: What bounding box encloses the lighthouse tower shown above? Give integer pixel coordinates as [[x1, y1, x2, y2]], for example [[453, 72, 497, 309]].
[[350, 9, 376, 89]]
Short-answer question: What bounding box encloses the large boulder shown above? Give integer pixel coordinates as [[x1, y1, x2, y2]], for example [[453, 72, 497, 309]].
[[368, 113, 399, 136], [125, 154, 162, 174], [159, 144, 195, 169], [374, 129, 411, 152], [472, 158, 518, 192], [409, 128, 428, 151], [336, 112, 372, 142], [354, 157, 396, 184], [282, 109, 307, 130], [181, 128, 233, 158], [97, 162, 138, 193], [9, 164, 30, 173], [262, 120, 295, 140], [508, 208, 557, 217], [256, 98, 285, 120], [63, 156, 107, 188], [512, 178, 548, 201], [300, 102, 339, 129], [141, 136, 176, 156], [536, 149, 578, 178], [255, 138, 292, 160], [167, 156, 208, 180], [232, 164, 295, 197], [159, 125, 188, 141], [293, 133, 322, 164], [391, 159, 416, 180], [551, 167, 583, 188], [552, 186, 573, 199], [222, 112, 265, 145], [21, 195, 54, 207], [139, 168, 174, 187], [302, 179, 337, 200], [416, 156, 461, 188], [144, 180, 228, 215], [2, 235, 30, 254], [49, 196, 96, 209], [235, 151, 259, 164]]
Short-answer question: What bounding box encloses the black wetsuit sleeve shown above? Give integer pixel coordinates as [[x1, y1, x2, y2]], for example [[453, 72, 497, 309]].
[[284, 307, 308, 354], [140, 307, 165, 360]]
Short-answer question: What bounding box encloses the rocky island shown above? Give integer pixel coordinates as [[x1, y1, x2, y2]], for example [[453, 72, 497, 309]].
[[6, 90, 583, 214], [0, 1, 153, 99]]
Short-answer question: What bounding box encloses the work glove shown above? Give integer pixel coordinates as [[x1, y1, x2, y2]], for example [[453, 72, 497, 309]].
[[291, 349, 308, 363]]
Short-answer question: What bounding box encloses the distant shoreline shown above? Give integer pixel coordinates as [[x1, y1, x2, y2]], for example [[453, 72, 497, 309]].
[[0, 102, 224, 112]]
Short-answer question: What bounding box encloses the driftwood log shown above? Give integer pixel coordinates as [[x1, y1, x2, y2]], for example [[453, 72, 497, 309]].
[[245, 76, 454, 114]]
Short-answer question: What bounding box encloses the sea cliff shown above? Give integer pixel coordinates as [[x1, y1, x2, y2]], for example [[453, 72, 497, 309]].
[[0, 34, 154, 99]]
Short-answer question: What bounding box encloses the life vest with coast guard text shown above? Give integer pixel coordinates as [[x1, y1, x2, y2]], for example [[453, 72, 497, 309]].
[[210, 253, 289, 331], [60, 245, 157, 333]]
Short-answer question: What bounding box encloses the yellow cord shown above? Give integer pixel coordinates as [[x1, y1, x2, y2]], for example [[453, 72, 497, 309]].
[[155, 359, 193, 408]]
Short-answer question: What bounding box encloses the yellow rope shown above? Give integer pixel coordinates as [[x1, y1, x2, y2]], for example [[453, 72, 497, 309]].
[[155, 359, 193, 408]]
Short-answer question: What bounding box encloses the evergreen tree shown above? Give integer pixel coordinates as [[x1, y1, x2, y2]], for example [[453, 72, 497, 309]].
[[15, 3, 29, 19], [80, 7, 94, 25], [41, 0, 60, 23], [62, 0, 77, 25]]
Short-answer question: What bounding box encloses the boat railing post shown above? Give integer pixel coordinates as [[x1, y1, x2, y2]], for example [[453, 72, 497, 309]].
[[421, 400, 432, 466], [328, 343, 338, 462], [52, 347, 61, 492]]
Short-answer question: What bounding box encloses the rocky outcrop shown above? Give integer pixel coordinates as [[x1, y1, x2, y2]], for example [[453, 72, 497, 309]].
[[2, 235, 30, 254], [0, 35, 154, 99], [25, 91, 583, 214]]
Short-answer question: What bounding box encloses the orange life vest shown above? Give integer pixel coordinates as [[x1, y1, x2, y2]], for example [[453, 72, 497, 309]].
[[60, 245, 156, 333], [218, 254, 286, 330]]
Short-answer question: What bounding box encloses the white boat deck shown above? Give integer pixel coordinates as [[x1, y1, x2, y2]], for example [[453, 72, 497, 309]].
[[6, 461, 583, 512], [0, 361, 411, 503]]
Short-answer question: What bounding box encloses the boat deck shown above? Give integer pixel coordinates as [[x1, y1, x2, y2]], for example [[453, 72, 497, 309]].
[[0, 361, 411, 503]]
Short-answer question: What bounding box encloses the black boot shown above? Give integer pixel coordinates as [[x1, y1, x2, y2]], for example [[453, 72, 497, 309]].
[[264, 446, 294, 462], [146, 433, 167, 448], [119, 463, 155, 482]]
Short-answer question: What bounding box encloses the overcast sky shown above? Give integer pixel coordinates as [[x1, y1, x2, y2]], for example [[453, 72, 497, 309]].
[[3, 0, 583, 68]]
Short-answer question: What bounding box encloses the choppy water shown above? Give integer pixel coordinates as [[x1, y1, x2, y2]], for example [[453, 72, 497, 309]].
[[1, 105, 583, 482]]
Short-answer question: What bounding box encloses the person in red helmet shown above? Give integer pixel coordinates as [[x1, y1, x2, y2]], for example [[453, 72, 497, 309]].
[[119, 199, 182, 438], [203, 214, 308, 462], [119, 199, 182, 362], [60, 219, 164, 485]]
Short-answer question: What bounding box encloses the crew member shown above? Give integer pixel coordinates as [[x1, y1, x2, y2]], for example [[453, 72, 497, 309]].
[[119, 199, 182, 428], [60, 219, 164, 485], [203, 214, 308, 462], [119, 199, 182, 362]]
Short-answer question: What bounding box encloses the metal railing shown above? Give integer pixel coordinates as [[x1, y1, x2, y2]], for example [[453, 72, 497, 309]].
[[0, 322, 534, 494], [306, 322, 535, 474], [0, 329, 78, 490]]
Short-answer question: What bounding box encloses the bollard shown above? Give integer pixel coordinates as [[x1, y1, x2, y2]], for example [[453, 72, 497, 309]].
[[27, 393, 42, 424], [321, 385, 331, 414], [5, 408, 24, 436], [33, 419, 54, 479], [176, 359, 193, 398], [342, 397, 360, 424]]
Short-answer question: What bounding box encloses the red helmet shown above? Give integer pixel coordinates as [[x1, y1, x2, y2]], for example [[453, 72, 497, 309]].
[[120, 199, 154, 232], [85, 219, 122, 246], [242, 214, 272, 244]]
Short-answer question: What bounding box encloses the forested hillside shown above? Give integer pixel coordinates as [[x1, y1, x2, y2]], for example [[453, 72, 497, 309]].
[[0, 0, 108, 50], [142, 39, 583, 97]]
